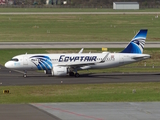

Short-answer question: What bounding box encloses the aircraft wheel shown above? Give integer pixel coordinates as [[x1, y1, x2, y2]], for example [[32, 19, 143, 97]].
[[75, 73, 80, 77], [23, 74, 27, 78], [69, 72, 75, 76]]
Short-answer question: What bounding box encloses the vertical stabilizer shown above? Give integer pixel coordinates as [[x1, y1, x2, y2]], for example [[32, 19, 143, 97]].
[[121, 29, 148, 54]]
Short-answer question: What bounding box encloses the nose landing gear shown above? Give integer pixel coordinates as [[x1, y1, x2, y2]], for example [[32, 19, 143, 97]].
[[23, 71, 27, 78], [23, 74, 27, 78]]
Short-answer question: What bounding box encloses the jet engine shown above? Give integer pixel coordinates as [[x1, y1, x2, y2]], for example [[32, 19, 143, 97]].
[[51, 66, 68, 76]]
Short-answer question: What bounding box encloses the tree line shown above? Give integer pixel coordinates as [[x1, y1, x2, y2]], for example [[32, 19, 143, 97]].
[[69, 0, 160, 6], [10, 0, 160, 7]]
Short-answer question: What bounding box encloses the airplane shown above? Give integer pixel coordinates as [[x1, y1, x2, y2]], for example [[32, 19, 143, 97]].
[[5, 29, 150, 77]]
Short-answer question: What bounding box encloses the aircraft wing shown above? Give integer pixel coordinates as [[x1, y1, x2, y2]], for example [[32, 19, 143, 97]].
[[58, 62, 96, 67]]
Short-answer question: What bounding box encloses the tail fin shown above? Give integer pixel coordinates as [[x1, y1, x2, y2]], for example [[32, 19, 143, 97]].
[[121, 29, 148, 54]]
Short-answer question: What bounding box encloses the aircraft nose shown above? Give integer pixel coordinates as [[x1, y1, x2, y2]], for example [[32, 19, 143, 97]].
[[5, 62, 12, 68]]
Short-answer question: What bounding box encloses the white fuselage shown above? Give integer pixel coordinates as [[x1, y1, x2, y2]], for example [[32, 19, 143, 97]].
[[5, 52, 150, 71]]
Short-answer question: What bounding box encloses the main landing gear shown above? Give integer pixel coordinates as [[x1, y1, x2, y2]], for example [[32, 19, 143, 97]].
[[75, 73, 80, 77], [69, 72, 74, 76], [69, 72, 80, 77]]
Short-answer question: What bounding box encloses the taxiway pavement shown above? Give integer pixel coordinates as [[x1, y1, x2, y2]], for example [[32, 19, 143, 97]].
[[0, 104, 61, 120], [0, 65, 160, 86], [0, 42, 160, 48], [1, 102, 160, 120], [1, 12, 160, 15], [31, 102, 160, 120]]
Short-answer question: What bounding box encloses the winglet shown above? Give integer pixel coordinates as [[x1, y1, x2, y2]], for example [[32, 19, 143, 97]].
[[121, 29, 148, 54], [78, 48, 84, 54]]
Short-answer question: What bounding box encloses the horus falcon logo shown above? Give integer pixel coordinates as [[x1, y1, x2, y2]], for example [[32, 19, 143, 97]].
[[30, 55, 52, 70], [132, 38, 145, 49]]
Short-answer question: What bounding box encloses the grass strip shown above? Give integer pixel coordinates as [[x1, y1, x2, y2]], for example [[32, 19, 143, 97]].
[[0, 14, 160, 42], [0, 82, 160, 103]]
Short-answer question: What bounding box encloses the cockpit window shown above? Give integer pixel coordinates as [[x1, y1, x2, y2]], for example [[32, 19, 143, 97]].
[[10, 58, 19, 62]]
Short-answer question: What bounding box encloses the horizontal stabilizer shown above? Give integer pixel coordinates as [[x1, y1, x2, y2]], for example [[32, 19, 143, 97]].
[[132, 54, 151, 60]]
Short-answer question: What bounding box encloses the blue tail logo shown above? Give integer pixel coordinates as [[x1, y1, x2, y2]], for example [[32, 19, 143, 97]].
[[121, 29, 148, 54]]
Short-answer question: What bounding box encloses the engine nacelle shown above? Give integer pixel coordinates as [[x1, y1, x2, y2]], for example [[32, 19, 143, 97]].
[[44, 70, 52, 74], [52, 66, 68, 76]]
